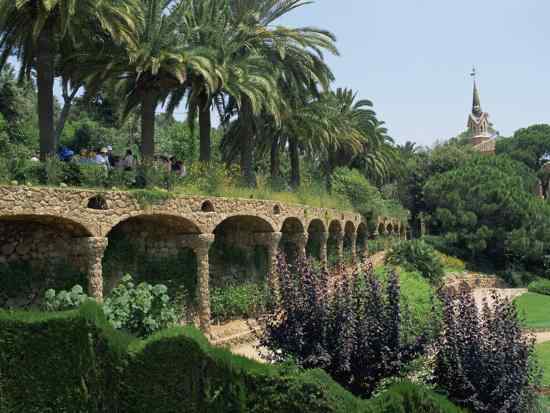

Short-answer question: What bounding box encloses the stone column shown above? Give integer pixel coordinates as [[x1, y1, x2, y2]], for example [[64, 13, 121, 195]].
[[77, 237, 109, 301], [319, 231, 329, 269], [255, 232, 283, 292], [349, 232, 357, 264], [194, 234, 215, 331], [295, 232, 308, 261]]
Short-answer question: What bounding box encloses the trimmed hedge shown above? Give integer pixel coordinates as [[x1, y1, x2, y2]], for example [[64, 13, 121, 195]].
[[0, 302, 465, 412]]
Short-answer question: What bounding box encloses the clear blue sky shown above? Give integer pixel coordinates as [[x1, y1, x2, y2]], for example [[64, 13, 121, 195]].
[[279, 0, 550, 146]]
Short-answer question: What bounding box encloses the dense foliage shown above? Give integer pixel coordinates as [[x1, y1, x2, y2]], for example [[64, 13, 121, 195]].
[[435, 287, 540, 412], [261, 256, 427, 397], [44, 275, 180, 337], [424, 155, 550, 271], [385, 240, 444, 284], [0, 301, 466, 412]]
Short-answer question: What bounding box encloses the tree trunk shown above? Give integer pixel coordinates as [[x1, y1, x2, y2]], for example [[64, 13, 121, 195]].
[[240, 96, 257, 187], [55, 84, 80, 145], [289, 137, 300, 188], [36, 26, 56, 160], [141, 90, 156, 159], [270, 136, 280, 180], [199, 92, 211, 162]]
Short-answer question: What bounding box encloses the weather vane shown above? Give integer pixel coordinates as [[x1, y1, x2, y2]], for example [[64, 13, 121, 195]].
[[470, 66, 477, 79]]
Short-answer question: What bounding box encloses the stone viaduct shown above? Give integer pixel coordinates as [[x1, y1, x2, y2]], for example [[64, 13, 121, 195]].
[[0, 186, 405, 330]]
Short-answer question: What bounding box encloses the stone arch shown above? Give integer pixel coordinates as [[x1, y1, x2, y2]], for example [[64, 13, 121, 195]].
[[356, 222, 369, 259], [386, 222, 393, 236], [280, 217, 306, 265], [0, 214, 94, 308], [103, 214, 201, 299], [377, 222, 385, 237], [344, 221, 356, 263], [327, 220, 344, 266], [210, 216, 275, 303], [306, 218, 326, 260]]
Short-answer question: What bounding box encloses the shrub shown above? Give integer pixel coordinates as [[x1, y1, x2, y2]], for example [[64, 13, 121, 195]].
[[528, 279, 550, 296], [261, 255, 427, 397], [0, 302, 465, 412], [43, 285, 89, 311], [103, 274, 180, 337], [435, 287, 540, 412], [210, 282, 267, 322], [385, 240, 444, 284], [436, 252, 465, 271]]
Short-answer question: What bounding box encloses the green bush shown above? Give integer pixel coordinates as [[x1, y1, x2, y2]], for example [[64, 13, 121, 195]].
[[529, 279, 550, 296], [43, 285, 89, 311], [103, 274, 180, 337], [385, 240, 444, 284], [0, 302, 465, 412], [210, 282, 267, 322]]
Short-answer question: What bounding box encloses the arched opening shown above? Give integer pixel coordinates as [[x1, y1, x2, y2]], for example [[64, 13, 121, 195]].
[[377, 222, 385, 237], [0, 215, 92, 309], [386, 223, 394, 237], [306, 219, 326, 260], [344, 221, 356, 264], [210, 215, 274, 322], [328, 220, 343, 267], [201, 200, 215, 213], [280, 217, 305, 265], [356, 222, 369, 259], [103, 214, 200, 316], [273, 205, 281, 215], [87, 195, 108, 210]]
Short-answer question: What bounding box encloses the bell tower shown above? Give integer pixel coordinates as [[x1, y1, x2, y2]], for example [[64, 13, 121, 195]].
[[467, 68, 493, 146]]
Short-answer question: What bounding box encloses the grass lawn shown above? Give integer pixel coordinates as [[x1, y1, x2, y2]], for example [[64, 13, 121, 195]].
[[514, 293, 550, 329], [537, 341, 550, 388]]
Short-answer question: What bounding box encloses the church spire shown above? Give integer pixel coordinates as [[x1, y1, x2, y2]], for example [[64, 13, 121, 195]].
[[471, 67, 482, 116]]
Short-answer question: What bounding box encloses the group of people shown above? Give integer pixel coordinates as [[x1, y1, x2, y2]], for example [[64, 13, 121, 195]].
[[55, 145, 187, 177], [58, 145, 135, 171]]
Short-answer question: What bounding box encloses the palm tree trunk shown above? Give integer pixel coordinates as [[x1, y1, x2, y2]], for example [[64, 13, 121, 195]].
[[289, 137, 300, 188], [141, 90, 157, 159], [270, 136, 280, 180], [55, 84, 80, 144], [199, 92, 211, 162], [37, 26, 55, 160], [240, 96, 257, 187]]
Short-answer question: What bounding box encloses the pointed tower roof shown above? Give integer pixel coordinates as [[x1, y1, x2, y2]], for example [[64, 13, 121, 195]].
[[472, 80, 482, 117]]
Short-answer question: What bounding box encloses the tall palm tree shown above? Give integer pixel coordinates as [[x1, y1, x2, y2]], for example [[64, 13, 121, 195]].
[[77, 0, 218, 159], [0, 0, 137, 159], [220, 0, 338, 186]]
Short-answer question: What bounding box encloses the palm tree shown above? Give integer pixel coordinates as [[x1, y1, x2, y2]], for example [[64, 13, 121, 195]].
[[0, 0, 137, 159], [219, 0, 338, 186], [78, 0, 219, 159]]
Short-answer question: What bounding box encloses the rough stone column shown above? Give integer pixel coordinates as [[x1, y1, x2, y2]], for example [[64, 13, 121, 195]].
[[255, 232, 283, 292], [295, 232, 308, 260], [319, 231, 329, 269], [349, 232, 358, 264], [194, 234, 215, 332], [78, 237, 109, 301]]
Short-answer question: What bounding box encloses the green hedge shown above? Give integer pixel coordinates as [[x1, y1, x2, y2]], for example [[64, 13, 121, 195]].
[[0, 302, 464, 412]]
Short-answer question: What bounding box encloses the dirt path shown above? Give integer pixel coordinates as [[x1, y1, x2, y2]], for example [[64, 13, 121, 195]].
[[471, 288, 527, 309]]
